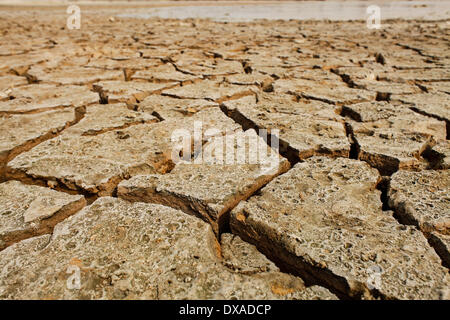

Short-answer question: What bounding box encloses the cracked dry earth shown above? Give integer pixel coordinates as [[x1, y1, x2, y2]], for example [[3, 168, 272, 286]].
[[0, 8, 449, 300]]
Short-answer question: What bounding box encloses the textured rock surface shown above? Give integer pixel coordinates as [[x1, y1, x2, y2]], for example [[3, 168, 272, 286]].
[[220, 233, 278, 274], [352, 129, 432, 175], [0, 75, 27, 93], [0, 84, 99, 114], [428, 140, 450, 169], [93, 80, 178, 104], [0, 108, 82, 179], [0, 7, 448, 300], [64, 103, 158, 136], [424, 82, 450, 95], [343, 101, 446, 140], [0, 197, 336, 300], [273, 78, 377, 105], [222, 94, 350, 161], [131, 64, 202, 83], [118, 129, 290, 233], [6, 108, 239, 196], [344, 101, 446, 175], [388, 170, 450, 267], [378, 69, 450, 83], [138, 94, 218, 120], [0, 181, 85, 250], [226, 73, 274, 88], [352, 80, 420, 95], [162, 80, 256, 103], [86, 57, 157, 72], [393, 93, 450, 139], [395, 93, 450, 118], [28, 66, 124, 85], [230, 157, 450, 299]]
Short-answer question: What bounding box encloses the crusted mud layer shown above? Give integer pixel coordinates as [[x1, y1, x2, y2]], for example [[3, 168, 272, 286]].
[[0, 5, 448, 300]]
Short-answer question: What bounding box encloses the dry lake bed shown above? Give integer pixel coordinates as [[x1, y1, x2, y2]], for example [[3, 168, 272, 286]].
[[0, 1, 448, 300]]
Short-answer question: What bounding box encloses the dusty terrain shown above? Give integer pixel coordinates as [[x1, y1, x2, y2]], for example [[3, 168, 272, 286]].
[[0, 3, 449, 300]]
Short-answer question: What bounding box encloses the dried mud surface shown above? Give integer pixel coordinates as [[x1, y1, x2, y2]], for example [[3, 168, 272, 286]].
[[0, 7, 448, 300]]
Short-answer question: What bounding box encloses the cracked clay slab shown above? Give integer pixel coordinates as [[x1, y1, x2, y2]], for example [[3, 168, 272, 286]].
[[162, 80, 256, 103], [118, 129, 290, 234], [388, 169, 450, 267], [138, 94, 218, 120], [222, 94, 350, 161], [63, 103, 158, 136], [0, 84, 99, 114], [0, 197, 336, 300], [93, 80, 178, 104], [6, 108, 240, 196], [230, 156, 450, 300], [27, 66, 124, 85], [0, 108, 82, 179], [0, 180, 85, 250]]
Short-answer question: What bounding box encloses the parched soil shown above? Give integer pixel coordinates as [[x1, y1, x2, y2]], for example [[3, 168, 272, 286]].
[[0, 5, 448, 300]]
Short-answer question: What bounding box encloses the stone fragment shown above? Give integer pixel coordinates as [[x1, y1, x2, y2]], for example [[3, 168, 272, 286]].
[[0, 181, 85, 250], [332, 66, 384, 83], [7, 108, 239, 196], [0, 197, 336, 300], [290, 69, 343, 82], [388, 170, 450, 267], [118, 129, 290, 233], [0, 44, 27, 57], [139, 47, 178, 60], [371, 51, 434, 70], [96, 46, 141, 60], [230, 156, 450, 299]]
